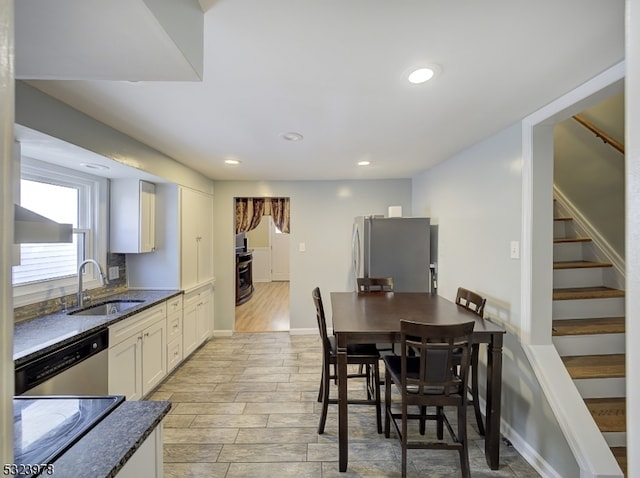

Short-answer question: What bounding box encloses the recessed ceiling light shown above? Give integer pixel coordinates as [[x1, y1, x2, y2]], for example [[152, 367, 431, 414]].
[[80, 162, 110, 170], [225, 159, 241, 165], [358, 161, 371, 166], [408, 67, 437, 84], [281, 132, 303, 141]]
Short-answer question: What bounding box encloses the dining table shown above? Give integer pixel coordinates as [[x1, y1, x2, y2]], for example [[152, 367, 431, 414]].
[[330, 291, 506, 472]]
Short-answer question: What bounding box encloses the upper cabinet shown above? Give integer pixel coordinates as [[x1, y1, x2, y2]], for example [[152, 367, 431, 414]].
[[180, 187, 213, 290], [126, 183, 214, 291], [111, 179, 156, 253]]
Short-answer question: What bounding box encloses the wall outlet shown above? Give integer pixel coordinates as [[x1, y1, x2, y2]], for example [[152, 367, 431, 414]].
[[299, 242, 306, 252], [108, 266, 120, 280]]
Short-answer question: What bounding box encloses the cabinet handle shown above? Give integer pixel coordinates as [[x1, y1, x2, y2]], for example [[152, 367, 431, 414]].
[[144, 332, 150, 338]]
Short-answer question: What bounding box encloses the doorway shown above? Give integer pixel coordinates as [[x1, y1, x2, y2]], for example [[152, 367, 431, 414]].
[[233, 198, 291, 333]]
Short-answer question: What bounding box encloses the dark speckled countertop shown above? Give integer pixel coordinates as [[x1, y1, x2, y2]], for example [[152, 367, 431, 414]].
[[50, 400, 171, 478], [13, 289, 182, 365]]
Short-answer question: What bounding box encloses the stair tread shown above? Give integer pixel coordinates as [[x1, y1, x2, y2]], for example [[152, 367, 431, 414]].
[[553, 286, 624, 300], [553, 237, 592, 243], [552, 317, 625, 336], [553, 260, 612, 269], [611, 446, 627, 476], [584, 397, 626, 432], [562, 354, 625, 379]]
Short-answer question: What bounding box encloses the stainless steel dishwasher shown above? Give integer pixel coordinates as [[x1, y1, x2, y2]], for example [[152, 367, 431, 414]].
[[15, 329, 109, 396]]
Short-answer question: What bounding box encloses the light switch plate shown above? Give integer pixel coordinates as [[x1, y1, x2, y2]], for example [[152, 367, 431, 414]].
[[299, 242, 306, 252], [510, 241, 520, 259], [108, 266, 120, 280]]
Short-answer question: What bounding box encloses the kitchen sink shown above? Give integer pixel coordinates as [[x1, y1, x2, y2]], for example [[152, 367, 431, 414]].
[[69, 300, 145, 316]]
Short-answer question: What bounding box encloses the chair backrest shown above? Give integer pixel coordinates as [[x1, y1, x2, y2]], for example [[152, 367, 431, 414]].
[[399, 320, 475, 400], [455, 287, 486, 317], [312, 287, 331, 351], [357, 277, 394, 292]]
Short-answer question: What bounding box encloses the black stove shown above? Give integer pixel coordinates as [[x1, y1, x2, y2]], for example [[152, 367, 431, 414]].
[[13, 395, 124, 477]]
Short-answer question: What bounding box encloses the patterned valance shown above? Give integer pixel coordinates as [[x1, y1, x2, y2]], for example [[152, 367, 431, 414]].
[[235, 197, 290, 234]]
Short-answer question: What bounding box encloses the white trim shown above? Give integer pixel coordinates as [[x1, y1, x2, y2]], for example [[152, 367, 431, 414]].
[[288, 328, 317, 336], [211, 330, 233, 337], [524, 345, 623, 478], [521, 61, 625, 478]]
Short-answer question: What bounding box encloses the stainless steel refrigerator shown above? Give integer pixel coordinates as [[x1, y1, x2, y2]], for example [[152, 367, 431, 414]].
[[352, 216, 433, 292]]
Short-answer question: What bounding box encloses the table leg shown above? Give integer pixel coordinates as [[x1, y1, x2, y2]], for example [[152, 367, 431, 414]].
[[337, 342, 348, 472], [484, 333, 503, 469]]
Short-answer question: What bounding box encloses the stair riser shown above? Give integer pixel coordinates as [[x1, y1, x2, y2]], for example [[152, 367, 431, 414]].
[[554, 220, 577, 239], [553, 268, 605, 288], [554, 242, 587, 262], [553, 297, 625, 319], [602, 432, 626, 448], [553, 334, 625, 356], [574, 377, 626, 399]]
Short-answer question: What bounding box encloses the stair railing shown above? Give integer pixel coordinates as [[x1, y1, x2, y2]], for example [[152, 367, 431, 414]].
[[572, 115, 625, 155]]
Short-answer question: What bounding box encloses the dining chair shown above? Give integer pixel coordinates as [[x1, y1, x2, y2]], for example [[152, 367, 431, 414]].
[[383, 319, 475, 478], [356, 277, 394, 292], [312, 287, 382, 434], [357, 277, 396, 359], [455, 286, 487, 436]]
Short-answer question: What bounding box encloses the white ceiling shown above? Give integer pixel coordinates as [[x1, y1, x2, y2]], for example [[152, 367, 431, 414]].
[[15, 1, 625, 181]]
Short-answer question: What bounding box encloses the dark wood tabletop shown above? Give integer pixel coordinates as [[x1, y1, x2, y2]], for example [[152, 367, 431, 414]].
[[330, 291, 506, 472]]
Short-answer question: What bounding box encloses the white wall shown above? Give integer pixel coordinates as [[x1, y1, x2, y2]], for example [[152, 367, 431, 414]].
[[211, 180, 412, 333], [412, 124, 578, 477]]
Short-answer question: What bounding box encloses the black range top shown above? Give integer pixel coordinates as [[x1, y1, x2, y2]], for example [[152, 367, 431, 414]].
[[13, 395, 125, 477]]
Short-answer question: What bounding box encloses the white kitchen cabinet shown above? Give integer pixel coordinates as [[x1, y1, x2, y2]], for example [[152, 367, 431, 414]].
[[127, 184, 214, 292], [108, 302, 167, 400], [182, 283, 212, 358], [166, 295, 183, 373], [180, 187, 213, 289], [110, 179, 156, 253], [115, 424, 163, 478]]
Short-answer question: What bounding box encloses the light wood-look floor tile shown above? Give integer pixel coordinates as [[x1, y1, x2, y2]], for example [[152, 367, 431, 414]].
[[153, 332, 541, 477]]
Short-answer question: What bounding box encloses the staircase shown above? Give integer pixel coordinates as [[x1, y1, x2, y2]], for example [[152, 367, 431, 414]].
[[552, 210, 626, 475]]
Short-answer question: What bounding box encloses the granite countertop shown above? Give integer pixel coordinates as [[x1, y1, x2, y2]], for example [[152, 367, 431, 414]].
[[50, 400, 171, 478], [14, 289, 182, 365]]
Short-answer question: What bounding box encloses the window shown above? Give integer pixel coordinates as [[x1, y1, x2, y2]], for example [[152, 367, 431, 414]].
[[12, 158, 108, 306]]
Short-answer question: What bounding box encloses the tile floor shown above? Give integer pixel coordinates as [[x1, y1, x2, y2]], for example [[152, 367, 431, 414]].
[[149, 332, 541, 478]]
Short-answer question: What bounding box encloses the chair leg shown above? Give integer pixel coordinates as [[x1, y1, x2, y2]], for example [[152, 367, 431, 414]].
[[458, 401, 471, 478], [373, 361, 382, 434], [436, 406, 444, 440], [470, 344, 485, 436], [318, 360, 330, 434], [384, 369, 391, 438]]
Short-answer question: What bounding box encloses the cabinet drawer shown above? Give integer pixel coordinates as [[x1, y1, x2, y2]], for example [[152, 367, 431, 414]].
[[184, 284, 212, 308], [109, 303, 167, 345], [167, 338, 183, 373], [167, 311, 183, 342], [166, 295, 183, 315]]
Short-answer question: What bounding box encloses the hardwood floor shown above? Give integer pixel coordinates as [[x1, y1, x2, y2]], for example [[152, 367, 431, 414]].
[[234, 281, 289, 332]]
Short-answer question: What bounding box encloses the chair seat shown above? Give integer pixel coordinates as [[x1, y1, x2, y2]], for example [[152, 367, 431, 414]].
[[383, 355, 461, 396]]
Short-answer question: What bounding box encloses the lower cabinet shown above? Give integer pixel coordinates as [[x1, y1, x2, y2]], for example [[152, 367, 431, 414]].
[[115, 424, 163, 478], [166, 295, 183, 373], [183, 283, 213, 357], [108, 303, 167, 400]]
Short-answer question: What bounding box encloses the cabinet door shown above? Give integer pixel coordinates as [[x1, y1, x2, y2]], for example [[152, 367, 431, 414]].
[[139, 180, 156, 253], [109, 333, 143, 400], [196, 292, 212, 343], [142, 319, 167, 396], [180, 187, 213, 289], [182, 301, 198, 358]]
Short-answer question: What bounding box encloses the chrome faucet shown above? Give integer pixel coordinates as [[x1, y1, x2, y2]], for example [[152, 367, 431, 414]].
[[77, 259, 108, 308]]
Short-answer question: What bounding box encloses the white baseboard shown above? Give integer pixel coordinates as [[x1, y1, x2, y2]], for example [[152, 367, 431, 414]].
[[289, 328, 317, 335], [211, 330, 233, 337]]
